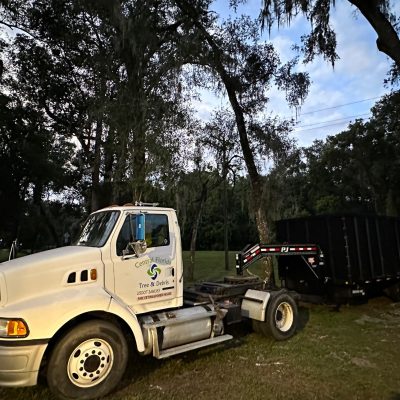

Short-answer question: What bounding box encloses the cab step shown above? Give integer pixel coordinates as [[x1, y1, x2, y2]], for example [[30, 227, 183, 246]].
[[155, 334, 233, 359]]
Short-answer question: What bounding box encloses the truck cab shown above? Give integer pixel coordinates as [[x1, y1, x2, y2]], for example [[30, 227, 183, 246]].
[[0, 204, 299, 400], [90, 205, 184, 313]]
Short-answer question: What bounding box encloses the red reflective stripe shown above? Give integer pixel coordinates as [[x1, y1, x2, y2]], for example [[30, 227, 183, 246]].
[[245, 244, 318, 260]]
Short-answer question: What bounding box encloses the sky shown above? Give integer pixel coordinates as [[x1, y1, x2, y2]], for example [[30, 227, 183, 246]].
[[196, 0, 398, 147]]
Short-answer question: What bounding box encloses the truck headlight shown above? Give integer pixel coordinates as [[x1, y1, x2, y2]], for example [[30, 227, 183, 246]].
[[0, 318, 29, 338]]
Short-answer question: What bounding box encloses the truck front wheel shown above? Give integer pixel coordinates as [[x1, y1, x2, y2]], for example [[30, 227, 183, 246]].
[[260, 292, 298, 341], [47, 320, 128, 400]]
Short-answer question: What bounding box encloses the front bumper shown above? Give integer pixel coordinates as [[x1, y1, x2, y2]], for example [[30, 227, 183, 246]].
[[0, 341, 48, 387]]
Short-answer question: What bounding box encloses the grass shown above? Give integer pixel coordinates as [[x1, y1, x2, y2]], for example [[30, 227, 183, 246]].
[[0, 248, 31, 263], [182, 250, 270, 283], [182, 250, 238, 282], [0, 249, 9, 262], [1, 251, 400, 400]]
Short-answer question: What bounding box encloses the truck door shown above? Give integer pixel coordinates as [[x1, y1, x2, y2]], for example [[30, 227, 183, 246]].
[[110, 211, 179, 312]]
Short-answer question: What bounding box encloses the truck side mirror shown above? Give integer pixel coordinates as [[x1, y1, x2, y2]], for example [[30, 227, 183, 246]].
[[123, 213, 147, 258], [136, 213, 145, 241], [133, 213, 147, 256]]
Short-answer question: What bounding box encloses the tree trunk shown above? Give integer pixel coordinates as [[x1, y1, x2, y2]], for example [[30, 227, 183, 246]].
[[223, 80, 271, 247], [91, 118, 103, 212], [102, 128, 115, 206], [222, 166, 230, 271], [219, 135, 231, 271], [176, 0, 273, 279], [111, 128, 128, 204], [187, 181, 208, 282], [132, 127, 146, 202], [175, 189, 187, 238]]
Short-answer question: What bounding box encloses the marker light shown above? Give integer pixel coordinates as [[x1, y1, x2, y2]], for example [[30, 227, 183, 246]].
[[0, 318, 29, 338], [90, 269, 97, 280]]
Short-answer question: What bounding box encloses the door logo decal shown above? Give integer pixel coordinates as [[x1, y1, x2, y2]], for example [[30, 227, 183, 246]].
[[147, 264, 161, 280]]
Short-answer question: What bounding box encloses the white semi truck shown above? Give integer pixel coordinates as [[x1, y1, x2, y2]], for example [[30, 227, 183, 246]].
[[0, 203, 320, 399]]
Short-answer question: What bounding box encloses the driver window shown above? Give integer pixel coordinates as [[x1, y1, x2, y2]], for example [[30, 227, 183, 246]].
[[116, 214, 170, 256], [116, 215, 135, 256], [145, 214, 170, 248]]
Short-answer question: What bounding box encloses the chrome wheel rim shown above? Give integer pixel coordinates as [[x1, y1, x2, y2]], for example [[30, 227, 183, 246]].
[[67, 338, 113, 387]]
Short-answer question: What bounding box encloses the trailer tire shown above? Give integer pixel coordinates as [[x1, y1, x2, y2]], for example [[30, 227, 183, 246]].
[[47, 320, 128, 400], [385, 282, 400, 302], [251, 319, 262, 334], [260, 292, 298, 341]]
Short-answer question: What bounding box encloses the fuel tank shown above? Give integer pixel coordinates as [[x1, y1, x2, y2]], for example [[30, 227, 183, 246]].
[[140, 305, 224, 354]]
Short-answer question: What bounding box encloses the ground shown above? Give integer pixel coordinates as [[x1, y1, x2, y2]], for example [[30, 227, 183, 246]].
[[1, 251, 399, 400]]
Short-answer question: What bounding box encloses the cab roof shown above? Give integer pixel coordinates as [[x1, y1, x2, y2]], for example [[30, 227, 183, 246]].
[[96, 203, 175, 213]]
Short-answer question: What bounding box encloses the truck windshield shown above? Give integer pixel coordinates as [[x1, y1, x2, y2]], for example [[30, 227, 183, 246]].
[[75, 210, 120, 247]]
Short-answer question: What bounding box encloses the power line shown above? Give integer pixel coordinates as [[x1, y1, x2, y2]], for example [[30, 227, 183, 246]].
[[294, 117, 370, 133], [298, 96, 382, 116], [295, 113, 371, 129]]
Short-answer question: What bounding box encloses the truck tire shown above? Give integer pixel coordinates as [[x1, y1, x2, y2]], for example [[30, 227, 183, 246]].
[[260, 292, 298, 341], [47, 320, 128, 400]]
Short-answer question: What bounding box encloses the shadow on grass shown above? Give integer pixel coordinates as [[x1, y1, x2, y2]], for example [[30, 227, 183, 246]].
[[297, 305, 310, 332], [0, 384, 55, 400], [113, 321, 253, 397], [112, 312, 309, 398]]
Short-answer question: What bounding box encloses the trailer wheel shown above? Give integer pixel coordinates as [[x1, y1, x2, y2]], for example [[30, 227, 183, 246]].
[[260, 292, 298, 341], [384, 282, 400, 302], [251, 319, 262, 334], [47, 320, 128, 400]]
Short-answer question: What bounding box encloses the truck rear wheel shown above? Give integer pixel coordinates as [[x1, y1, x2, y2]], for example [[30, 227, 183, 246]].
[[47, 320, 128, 400], [260, 292, 298, 341]]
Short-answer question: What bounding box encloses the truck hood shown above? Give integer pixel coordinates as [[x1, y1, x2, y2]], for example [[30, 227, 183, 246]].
[[0, 246, 103, 307]]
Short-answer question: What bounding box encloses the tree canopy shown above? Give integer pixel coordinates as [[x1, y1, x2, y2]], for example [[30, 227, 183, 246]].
[[261, 0, 400, 82], [0, 1, 399, 278]]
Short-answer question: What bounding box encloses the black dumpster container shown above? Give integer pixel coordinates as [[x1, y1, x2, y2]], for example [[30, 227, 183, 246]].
[[276, 215, 400, 302]]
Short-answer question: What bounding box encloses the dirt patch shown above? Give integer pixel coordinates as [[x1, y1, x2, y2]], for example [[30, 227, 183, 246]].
[[355, 314, 386, 325], [351, 357, 377, 368]]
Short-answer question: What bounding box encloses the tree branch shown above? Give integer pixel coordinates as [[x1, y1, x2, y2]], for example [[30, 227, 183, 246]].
[[348, 0, 400, 67], [0, 20, 41, 42]]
